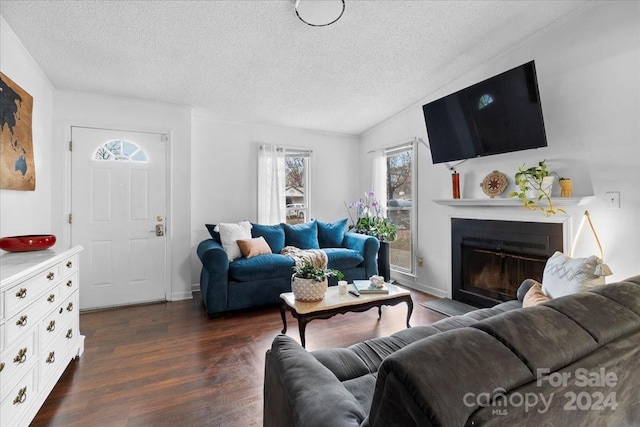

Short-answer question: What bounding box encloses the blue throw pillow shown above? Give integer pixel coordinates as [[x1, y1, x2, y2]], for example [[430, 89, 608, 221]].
[[283, 220, 319, 249], [317, 218, 348, 248], [251, 223, 285, 253], [205, 224, 221, 244]]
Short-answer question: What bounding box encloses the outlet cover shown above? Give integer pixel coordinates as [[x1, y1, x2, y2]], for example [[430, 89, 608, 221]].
[[605, 192, 620, 209]]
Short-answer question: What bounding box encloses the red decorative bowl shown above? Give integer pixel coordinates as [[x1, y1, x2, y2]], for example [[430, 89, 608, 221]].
[[0, 235, 57, 252]]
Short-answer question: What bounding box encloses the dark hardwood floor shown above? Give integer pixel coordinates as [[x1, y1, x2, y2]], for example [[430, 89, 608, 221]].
[[31, 286, 445, 427]]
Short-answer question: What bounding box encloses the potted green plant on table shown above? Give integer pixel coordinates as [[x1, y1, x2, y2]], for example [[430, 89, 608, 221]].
[[508, 160, 565, 216], [291, 260, 343, 302]]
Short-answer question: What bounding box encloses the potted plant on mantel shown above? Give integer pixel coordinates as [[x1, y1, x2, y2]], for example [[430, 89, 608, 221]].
[[508, 160, 566, 216], [291, 260, 343, 302]]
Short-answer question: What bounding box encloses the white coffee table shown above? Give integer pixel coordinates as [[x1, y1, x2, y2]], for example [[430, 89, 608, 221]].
[[279, 283, 413, 348]]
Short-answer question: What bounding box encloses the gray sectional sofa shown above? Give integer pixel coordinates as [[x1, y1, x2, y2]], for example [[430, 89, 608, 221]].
[[264, 276, 640, 426]]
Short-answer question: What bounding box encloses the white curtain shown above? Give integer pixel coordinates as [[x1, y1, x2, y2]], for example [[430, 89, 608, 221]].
[[258, 144, 286, 224], [371, 149, 387, 217]]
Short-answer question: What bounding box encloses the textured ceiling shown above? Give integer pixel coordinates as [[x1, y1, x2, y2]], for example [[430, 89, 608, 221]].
[[0, 1, 590, 135]]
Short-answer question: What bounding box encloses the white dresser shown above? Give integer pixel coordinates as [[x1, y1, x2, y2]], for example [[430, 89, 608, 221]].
[[0, 246, 84, 426]]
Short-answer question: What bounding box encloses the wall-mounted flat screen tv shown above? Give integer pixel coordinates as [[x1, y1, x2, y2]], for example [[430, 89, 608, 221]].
[[422, 61, 547, 164]]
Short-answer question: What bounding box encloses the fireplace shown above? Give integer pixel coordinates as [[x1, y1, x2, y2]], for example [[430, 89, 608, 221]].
[[451, 218, 563, 308]]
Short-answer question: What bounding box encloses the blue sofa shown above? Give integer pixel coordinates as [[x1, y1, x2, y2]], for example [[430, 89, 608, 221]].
[[197, 219, 380, 318]]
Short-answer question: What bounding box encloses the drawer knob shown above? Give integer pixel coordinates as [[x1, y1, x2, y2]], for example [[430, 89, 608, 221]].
[[13, 348, 27, 364], [66, 329, 73, 339], [67, 280, 73, 287], [47, 320, 56, 332], [66, 260, 73, 268], [0, 362, 5, 372], [16, 315, 28, 327], [48, 294, 56, 303], [13, 387, 27, 405], [67, 302, 74, 312], [47, 271, 55, 280], [15, 288, 27, 299], [46, 351, 56, 364]]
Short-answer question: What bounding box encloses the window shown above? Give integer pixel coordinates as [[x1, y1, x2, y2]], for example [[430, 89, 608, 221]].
[[93, 140, 148, 163], [284, 150, 310, 224], [385, 144, 414, 273]]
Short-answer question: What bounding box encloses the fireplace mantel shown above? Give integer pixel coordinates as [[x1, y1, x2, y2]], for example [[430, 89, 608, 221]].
[[433, 196, 593, 207]]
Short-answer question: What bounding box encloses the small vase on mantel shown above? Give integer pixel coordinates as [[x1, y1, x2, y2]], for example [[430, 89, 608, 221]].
[[559, 178, 573, 197]]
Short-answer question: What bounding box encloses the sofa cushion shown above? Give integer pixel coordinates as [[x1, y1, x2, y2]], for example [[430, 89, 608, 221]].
[[204, 223, 221, 244], [252, 223, 285, 253], [471, 306, 599, 373], [523, 281, 551, 307], [324, 248, 364, 271], [542, 251, 607, 298], [215, 221, 252, 261], [229, 254, 295, 282], [237, 236, 272, 259], [283, 220, 320, 249], [317, 218, 348, 248]]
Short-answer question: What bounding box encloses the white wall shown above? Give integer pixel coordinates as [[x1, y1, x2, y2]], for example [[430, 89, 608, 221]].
[[360, 1, 640, 296], [52, 91, 193, 301], [190, 110, 360, 285], [0, 18, 54, 238]]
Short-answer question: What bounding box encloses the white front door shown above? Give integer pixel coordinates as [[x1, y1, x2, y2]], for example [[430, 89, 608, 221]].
[[71, 127, 167, 310]]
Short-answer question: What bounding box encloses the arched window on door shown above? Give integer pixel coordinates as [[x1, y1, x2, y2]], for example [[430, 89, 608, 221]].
[[92, 140, 149, 163]]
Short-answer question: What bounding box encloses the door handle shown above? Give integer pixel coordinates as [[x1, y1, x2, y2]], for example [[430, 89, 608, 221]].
[[155, 224, 165, 236]]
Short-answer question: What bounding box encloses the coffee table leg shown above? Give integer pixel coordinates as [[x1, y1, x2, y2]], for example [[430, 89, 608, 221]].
[[406, 297, 413, 328], [378, 306, 382, 318], [280, 303, 287, 334], [298, 317, 308, 348]]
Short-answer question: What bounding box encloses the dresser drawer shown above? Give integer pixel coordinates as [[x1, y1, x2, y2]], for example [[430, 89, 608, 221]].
[[40, 316, 77, 384], [5, 265, 61, 319], [59, 271, 79, 302], [0, 367, 35, 426], [0, 331, 36, 400], [61, 253, 79, 278], [5, 288, 60, 346], [40, 293, 77, 346]]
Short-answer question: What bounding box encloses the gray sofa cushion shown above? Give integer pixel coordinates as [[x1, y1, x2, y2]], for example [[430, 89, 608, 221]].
[[265, 335, 365, 427], [368, 328, 534, 427], [471, 306, 599, 373]]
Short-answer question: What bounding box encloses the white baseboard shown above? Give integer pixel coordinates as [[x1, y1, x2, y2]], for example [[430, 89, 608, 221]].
[[170, 291, 194, 301], [392, 279, 447, 299]]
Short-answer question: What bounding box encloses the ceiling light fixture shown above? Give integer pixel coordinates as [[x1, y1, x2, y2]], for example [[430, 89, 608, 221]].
[[294, 0, 345, 27]]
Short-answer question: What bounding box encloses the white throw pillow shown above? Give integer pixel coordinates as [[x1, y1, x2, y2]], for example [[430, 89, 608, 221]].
[[542, 251, 606, 298], [214, 221, 252, 261]]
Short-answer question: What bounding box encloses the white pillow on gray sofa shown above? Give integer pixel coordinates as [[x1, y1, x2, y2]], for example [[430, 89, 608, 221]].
[[542, 251, 608, 298]]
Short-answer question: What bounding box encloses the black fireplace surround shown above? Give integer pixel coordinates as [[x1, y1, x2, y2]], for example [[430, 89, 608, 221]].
[[452, 218, 563, 307]]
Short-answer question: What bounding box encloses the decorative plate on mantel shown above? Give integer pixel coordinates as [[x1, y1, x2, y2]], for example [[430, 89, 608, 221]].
[[480, 170, 508, 198]]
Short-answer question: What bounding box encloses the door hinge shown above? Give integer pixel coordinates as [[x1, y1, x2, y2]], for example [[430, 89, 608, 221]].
[[69, 140, 72, 151], [68, 213, 72, 224], [161, 134, 169, 143]]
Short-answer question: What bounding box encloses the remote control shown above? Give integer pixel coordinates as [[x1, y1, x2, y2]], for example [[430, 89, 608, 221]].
[[349, 284, 360, 297]]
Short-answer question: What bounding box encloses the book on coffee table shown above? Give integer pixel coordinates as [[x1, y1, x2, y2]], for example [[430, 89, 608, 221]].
[[353, 280, 389, 294]]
